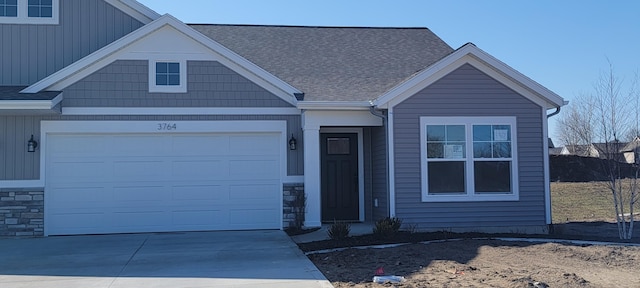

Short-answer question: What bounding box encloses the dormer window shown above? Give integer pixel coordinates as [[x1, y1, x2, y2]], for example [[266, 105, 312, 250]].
[[149, 60, 187, 93], [0, 0, 58, 24]]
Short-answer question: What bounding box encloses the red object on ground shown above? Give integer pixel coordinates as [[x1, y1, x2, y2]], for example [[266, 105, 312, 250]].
[[375, 267, 385, 276]]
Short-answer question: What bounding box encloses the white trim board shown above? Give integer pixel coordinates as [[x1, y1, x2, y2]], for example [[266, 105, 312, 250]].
[[0, 94, 62, 110], [104, 0, 160, 24], [62, 107, 301, 116]]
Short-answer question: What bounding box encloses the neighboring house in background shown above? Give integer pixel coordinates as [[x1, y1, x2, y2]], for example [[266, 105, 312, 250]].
[[564, 144, 601, 158], [549, 146, 570, 156], [561, 140, 639, 164], [0, 0, 565, 237]]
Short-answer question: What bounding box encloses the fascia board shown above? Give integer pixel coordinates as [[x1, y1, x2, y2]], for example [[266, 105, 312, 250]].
[[297, 101, 372, 110], [104, 0, 161, 24]]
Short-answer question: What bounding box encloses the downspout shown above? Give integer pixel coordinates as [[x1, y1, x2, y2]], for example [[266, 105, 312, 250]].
[[369, 104, 390, 219], [544, 106, 561, 228]]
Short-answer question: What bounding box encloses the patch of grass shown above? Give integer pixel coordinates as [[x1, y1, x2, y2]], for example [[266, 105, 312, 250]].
[[551, 181, 640, 223]]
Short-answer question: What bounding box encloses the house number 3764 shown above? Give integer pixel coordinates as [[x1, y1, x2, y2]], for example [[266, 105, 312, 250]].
[[157, 123, 177, 131]]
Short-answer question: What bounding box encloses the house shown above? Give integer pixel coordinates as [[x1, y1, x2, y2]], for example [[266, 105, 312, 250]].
[[0, 0, 565, 237]]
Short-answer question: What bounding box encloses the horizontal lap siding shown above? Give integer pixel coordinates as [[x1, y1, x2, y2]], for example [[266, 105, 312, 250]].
[[0, 115, 303, 180], [0, 0, 143, 85], [393, 64, 545, 228], [63, 61, 293, 107]]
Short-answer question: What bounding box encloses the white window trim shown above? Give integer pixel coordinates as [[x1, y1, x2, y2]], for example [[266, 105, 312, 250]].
[[420, 116, 519, 202], [0, 0, 59, 25], [148, 60, 187, 93]]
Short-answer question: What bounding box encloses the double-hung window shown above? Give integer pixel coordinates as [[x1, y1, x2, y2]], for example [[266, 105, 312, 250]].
[[420, 116, 518, 202], [0, 0, 58, 24]]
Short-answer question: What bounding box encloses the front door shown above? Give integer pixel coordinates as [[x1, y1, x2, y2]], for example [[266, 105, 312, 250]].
[[321, 133, 359, 222]]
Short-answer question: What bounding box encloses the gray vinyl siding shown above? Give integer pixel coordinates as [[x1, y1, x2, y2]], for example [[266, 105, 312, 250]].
[[63, 60, 293, 107], [0, 115, 303, 180], [393, 63, 545, 228], [0, 0, 144, 85], [371, 125, 388, 220]]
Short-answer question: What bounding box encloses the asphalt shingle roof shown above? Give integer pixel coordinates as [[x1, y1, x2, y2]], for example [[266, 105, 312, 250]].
[[0, 86, 61, 100], [190, 25, 453, 102]]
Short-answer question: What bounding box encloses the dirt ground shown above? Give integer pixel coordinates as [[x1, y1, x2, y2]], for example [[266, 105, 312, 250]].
[[309, 239, 640, 288]]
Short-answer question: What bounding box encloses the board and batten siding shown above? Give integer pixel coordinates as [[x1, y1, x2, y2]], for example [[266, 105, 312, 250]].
[[0, 115, 303, 181], [63, 60, 294, 108], [393, 63, 545, 229], [0, 0, 144, 85], [371, 125, 388, 220]]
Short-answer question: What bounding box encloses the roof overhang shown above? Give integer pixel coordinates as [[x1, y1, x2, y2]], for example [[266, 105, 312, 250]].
[[0, 94, 63, 115], [104, 0, 161, 24], [374, 43, 566, 110], [297, 101, 373, 110]]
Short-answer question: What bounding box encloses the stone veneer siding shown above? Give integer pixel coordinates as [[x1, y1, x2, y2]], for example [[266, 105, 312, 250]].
[[0, 189, 44, 237], [283, 183, 304, 228]]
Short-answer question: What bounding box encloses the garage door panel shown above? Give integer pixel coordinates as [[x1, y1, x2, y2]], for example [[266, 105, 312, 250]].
[[171, 185, 225, 200], [47, 132, 282, 235], [49, 187, 108, 204], [229, 209, 279, 227], [229, 135, 279, 155], [49, 135, 108, 155], [112, 211, 169, 228], [172, 210, 223, 226], [49, 161, 107, 179], [229, 160, 279, 179], [171, 135, 229, 155], [113, 160, 169, 179], [172, 160, 226, 179], [113, 186, 168, 202]]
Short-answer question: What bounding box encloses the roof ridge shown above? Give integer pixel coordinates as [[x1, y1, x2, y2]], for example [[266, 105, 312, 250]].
[[187, 23, 430, 30]]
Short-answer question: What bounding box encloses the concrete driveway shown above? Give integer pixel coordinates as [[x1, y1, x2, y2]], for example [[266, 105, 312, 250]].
[[0, 230, 333, 288]]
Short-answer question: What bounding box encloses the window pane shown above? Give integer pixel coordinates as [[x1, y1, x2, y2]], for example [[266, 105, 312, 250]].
[[473, 142, 492, 158], [427, 142, 443, 158], [426, 125, 445, 141], [444, 142, 465, 158], [474, 161, 511, 193], [473, 125, 491, 141], [493, 142, 511, 158], [156, 75, 167, 86], [28, 6, 39, 16], [168, 74, 180, 85], [428, 161, 466, 194], [28, 0, 38, 4], [327, 138, 350, 155], [42, 0, 52, 5], [156, 62, 167, 73], [41, 7, 51, 17], [447, 125, 465, 141], [168, 63, 180, 73], [493, 125, 511, 141], [8, 0, 18, 5]]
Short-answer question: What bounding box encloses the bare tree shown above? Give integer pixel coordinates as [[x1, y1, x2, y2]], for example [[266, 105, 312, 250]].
[[557, 62, 638, 239]]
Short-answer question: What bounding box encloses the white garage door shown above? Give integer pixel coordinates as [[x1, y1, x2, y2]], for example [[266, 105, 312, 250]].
[[46, 133, 282, 235]]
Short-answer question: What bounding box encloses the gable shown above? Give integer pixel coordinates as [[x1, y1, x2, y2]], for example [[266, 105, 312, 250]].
[[375, 43, 565, 110], [62, 60, 294, 108], [21, 15, 301, 106]]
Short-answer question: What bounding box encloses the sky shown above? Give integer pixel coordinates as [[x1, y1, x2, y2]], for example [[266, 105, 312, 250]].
[[137, 0, 639, 143]]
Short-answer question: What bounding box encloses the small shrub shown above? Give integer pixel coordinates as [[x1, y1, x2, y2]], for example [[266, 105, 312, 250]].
[[373, 217, 403, 237], [327, 221, 351, 240]]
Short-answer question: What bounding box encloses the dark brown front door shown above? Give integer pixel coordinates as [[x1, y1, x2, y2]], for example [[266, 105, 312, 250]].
[[321, 133, 359, 222]]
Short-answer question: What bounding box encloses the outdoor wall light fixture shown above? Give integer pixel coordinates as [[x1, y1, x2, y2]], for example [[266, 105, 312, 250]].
[[27, 135, 38, 153], [289, 134, 297, 150]]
